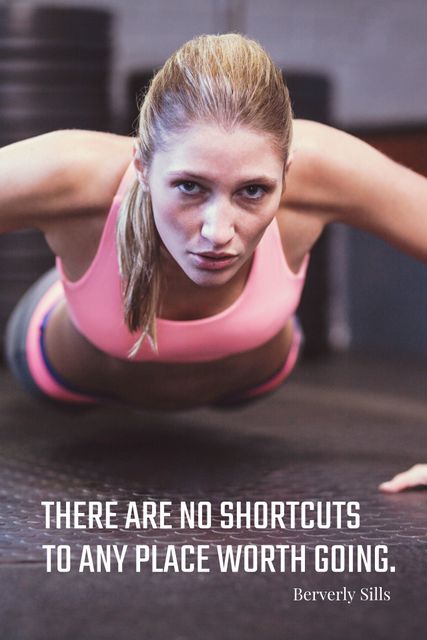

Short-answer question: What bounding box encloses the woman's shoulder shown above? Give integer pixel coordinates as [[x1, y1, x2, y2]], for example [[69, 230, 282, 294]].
[[284, 119, 344, 213], [292, 118, 357, 149], [42, 129, 134, 221], [0, 129, 134, 234], [275, 120, 342, 271], [290, 120, 427, 262], [276, 119, 374, 270], [44, 131, 135, 277], [289, 118, 386, 201]]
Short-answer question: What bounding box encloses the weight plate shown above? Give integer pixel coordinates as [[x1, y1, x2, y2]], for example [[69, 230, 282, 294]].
[[0, 112, 110, 133], [0, 60, 108, 85], [0, 7, 111, 43], [0, 86, 109, 112], [0, 39, 110, 64]]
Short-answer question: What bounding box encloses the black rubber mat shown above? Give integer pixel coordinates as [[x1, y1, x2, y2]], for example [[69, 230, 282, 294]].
[[0, 353, 426, 640]]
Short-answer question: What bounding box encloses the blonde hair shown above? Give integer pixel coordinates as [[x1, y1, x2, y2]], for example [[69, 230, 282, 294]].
[[117, 33, 293, 357]]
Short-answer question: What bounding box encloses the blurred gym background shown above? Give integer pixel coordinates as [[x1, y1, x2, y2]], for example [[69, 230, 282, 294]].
[[0, 0, 426, 358]]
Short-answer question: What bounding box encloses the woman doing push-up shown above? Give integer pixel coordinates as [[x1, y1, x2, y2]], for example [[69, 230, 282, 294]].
[[1, 34, 426, 492]]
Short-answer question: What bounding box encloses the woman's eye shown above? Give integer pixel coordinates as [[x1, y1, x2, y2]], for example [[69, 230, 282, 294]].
[[177, 181, 202, 195], [242, 185, 267, 200]]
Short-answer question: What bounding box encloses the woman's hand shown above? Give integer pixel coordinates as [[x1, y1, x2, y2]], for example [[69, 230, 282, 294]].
[[378, 464, 427, 492]]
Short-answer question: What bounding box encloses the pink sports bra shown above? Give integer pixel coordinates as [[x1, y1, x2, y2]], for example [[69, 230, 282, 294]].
[[56, 162, 309, 362]]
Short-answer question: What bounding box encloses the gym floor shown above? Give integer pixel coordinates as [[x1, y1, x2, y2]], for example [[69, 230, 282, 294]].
[[0, 352, 426, 640]]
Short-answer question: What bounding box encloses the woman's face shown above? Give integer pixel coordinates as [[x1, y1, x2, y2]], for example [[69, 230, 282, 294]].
[[141, 122, 285, 287]]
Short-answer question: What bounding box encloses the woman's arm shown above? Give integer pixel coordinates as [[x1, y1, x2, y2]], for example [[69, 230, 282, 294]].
[[290, 119, 427, 262], [0, 130, 79, 233], [0, 130, 132, 234]]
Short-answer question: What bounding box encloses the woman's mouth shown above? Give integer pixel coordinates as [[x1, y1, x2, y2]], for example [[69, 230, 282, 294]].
[[189, 251, 239, 270]]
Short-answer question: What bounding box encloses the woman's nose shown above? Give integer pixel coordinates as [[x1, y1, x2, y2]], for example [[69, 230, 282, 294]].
[[200, 199, 235, 246]]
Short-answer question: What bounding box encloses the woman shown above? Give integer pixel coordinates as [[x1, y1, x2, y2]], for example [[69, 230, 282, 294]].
[[1, 34, 426, 492]]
